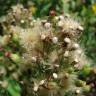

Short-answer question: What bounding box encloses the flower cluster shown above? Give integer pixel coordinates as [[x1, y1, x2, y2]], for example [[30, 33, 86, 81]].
[[0, 4, 91, 96]]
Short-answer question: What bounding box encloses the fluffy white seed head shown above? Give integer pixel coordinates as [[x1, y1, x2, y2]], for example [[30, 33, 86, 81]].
[[64, 37, 71, 43], [78, 26, 84, 31], [54, 64, 60, 68], [31, 56, 37, 62], [74, 58, 79, 63], [52, 37, 58, 44], [40, 34, 46, 40], [76, 49, 82, 54], [44, 22, 51, 28], [30, 22, 34, 26], [55, 16, 59, 20], [57, 21, 64, 27], [20, 20, 25, 24], [76, 89, 80, 94], [73, 43, 79, 49], [53, 73, 58, 79], [39, 80, 45, 85], [59, 15, 64, 20], [33, 84, 39, 92], [64, 51, 69, 57]]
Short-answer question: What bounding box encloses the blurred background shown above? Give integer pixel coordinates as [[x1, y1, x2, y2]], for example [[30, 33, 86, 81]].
[[0, 0, 96, 65]]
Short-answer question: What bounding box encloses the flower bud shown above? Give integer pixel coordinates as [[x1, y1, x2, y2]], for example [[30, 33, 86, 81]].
[[83, 85, 91, 93], [12, 33, 19, 42], [50, 10, 56, 16], [75, 80, 86, 87], [4, 51, 11, 57], [10, 53, 20, 63]]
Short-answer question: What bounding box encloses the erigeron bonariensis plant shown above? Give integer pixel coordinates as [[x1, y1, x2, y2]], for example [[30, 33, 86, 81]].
[[0, 4, 91, 96]]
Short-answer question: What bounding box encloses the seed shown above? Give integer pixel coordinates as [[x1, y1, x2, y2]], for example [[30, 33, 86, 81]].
[[39, 80, 45, 85], [32, 56, 37, 62], [52, 37, 58, 44], [41, 34, 46, 40], [75, 89, 80, 94], [33, 83, 39, 92], [64, 51, 69, 57], [53, 73, 58, 79], [64, 37, 71, 43], [73, 43, 79, 49], [44, 22, 51, 28], [74, 58, 79, 63], [58, 21, 63, 27], [20, 20, 25, 24], [59, 15, 64, 20]]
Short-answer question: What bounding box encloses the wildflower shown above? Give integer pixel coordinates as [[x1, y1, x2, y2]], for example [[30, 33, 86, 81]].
[[4, 51, 11, 57]]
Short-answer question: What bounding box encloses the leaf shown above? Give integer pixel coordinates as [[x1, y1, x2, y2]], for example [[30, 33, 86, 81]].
[[7, 80, 21, 96]]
